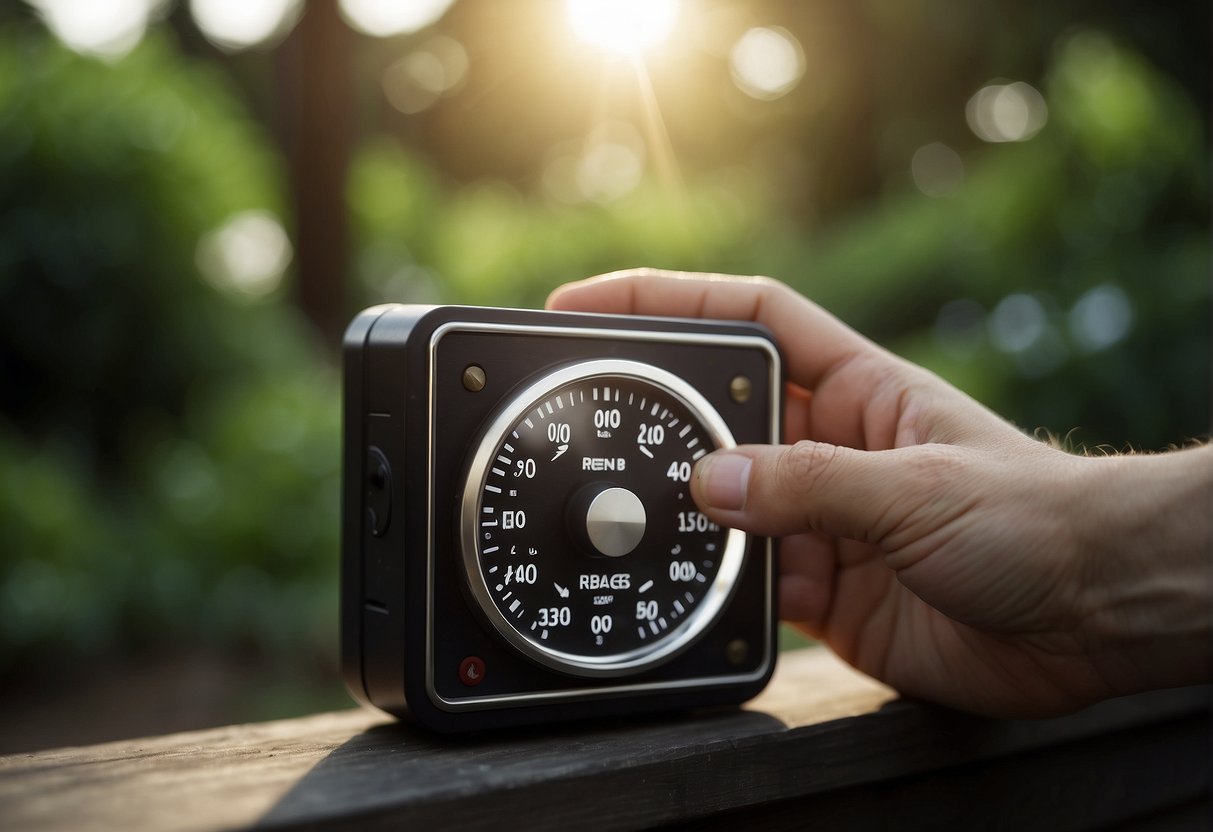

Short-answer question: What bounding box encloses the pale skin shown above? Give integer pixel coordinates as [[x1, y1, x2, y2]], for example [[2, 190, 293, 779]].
[[548, 269, 1213, 717]]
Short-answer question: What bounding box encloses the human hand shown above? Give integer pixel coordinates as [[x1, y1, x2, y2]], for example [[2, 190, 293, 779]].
[[548, 269, 1212, 716]]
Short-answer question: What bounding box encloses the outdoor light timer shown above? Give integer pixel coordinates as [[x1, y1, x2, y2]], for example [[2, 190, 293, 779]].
[[341, 305, 780, 731]]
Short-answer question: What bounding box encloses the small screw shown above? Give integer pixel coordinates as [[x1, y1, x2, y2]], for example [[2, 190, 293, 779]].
[[729, 375, 751, 404], [462, 364, 487, 392], [726, 638, 749, 665]]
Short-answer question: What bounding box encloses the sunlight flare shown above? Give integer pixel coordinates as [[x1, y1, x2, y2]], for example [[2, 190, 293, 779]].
[[566, 0, 679, 56]]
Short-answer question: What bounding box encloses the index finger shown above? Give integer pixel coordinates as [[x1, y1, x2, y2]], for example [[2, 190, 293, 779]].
[[546, 269, 883, 391]]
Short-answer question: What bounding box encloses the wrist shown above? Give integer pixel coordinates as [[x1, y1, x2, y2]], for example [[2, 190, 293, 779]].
[[1074, 444, 1213, 694]]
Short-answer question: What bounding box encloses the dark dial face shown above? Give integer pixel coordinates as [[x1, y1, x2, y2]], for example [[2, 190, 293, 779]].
[[460, 360, 746, 678]]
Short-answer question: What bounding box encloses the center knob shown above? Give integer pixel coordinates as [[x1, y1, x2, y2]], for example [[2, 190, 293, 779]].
[[584, 487, 647, 558]]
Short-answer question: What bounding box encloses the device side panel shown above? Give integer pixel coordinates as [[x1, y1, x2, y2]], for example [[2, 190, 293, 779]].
[[340, 305, 400, 707], [357, 306, 437, 714]]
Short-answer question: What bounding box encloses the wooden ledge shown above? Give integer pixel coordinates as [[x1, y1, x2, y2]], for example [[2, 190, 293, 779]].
[[1, 648, 1208, 831]]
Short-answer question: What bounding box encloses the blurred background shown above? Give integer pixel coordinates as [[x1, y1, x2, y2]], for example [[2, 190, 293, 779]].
[[0, 0, 1208, 753]]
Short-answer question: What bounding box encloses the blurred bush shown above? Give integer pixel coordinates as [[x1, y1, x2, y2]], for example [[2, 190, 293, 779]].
[[348, 138, 774, 310], [0, 29, 339, 670], [783, 31, 1210, 447]]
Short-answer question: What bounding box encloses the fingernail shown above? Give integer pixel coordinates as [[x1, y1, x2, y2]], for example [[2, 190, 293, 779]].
[[696, 452, 752, 511]]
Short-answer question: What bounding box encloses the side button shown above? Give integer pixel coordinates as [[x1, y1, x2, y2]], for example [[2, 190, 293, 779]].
[[366, 446, 392, 537]]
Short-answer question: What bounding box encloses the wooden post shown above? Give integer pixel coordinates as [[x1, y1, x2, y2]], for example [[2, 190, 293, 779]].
[[277, 0, 355, 346]]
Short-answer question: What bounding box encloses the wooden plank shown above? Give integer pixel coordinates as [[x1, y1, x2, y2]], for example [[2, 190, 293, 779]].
[[686, 712, 1211, 830], [0, 648, 1207, 832]]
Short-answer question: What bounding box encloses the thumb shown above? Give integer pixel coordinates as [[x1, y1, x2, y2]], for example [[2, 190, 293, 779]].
[[690, 441, 920, 543]]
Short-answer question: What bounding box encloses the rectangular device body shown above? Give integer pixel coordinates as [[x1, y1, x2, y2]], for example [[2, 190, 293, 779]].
[[342, 305, 781, 731]]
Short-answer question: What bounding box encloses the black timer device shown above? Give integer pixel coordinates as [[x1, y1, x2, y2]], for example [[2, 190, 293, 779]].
[[341, 304, 781, 731]]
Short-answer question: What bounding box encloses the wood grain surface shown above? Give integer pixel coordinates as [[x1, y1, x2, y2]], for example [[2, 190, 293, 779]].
[[1, 648, 1208, 831]]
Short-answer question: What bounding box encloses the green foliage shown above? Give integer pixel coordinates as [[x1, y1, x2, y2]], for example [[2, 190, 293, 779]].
[[0, 28, 288, 454], [348, 141, 774, 310], [0, 28, 338, 668], [349, 31, 1209, 450], [807, 31, 1210, 448]]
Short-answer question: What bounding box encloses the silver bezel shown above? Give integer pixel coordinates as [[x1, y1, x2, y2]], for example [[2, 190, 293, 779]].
[[427, 320, 780, 711], [459, 359, 746, 677]]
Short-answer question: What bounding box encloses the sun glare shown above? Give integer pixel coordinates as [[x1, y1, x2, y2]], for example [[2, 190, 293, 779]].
[[189, 0, 301, 51], [26, 0, 159, 60], [339, 0, 456, 38], [566, 0, 680, 56]]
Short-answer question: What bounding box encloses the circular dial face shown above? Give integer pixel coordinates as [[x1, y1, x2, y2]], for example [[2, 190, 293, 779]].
[[460, 359, 746, 678]]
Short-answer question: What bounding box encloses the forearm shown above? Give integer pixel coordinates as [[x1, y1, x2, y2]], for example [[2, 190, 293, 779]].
[[1076, 443, 1213, 693]]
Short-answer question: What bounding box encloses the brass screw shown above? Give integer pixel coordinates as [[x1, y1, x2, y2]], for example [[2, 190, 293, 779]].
[[462, 364, 487, 392], [729, 375, 752, 404], [725, 638, 749, 665]]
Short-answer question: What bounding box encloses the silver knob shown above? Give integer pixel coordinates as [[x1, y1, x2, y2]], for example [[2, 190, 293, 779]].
[[585, 487, 646, 557]]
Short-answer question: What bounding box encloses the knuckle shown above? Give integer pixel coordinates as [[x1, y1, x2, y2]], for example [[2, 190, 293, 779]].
[[754, 275, 793, 303], [776, 440, 842, 497]]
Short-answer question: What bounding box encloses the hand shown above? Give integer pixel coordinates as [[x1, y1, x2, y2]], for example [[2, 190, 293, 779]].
[[548, 269, 1212, 717]]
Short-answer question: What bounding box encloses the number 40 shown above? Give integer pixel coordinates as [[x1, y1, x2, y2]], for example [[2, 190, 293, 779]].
[[666, 461, 690, 482]]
